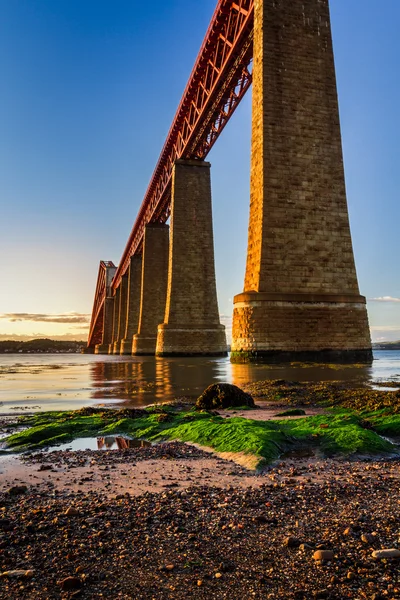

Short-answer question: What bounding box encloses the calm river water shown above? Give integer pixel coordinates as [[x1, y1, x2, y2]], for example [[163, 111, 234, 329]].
[[0, 350, 399, 414]]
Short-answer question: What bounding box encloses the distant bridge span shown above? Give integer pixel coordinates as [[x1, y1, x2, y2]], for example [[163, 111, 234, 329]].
[[88, 0, 254, 347]]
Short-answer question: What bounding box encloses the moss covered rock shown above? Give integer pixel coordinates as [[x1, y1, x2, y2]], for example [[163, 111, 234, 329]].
[[196, 383, 255, 410]]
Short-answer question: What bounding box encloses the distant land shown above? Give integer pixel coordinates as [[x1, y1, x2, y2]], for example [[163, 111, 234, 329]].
[[373, 341, 400, 350], [0, 339, 86, 354], [0, 338, 398, 354]]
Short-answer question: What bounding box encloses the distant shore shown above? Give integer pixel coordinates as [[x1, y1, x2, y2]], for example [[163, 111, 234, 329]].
[[0, 339, 86, 354]]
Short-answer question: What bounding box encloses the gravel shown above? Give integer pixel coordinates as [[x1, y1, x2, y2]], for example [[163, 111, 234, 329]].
[[0, 448, 399, 599]]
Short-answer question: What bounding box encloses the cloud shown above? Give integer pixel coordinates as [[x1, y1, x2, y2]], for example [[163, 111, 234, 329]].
[[369, 296, 400, 303], [0, 312, 90, 324]]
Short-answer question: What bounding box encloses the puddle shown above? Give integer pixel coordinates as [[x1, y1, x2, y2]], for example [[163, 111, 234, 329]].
[[48, 436, 152, 452]]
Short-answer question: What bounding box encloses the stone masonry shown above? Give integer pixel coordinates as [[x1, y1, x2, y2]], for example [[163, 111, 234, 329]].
[[95, 297, 115, 354], [112, 274, 128, 355], [120, 255, 142, 355], [109, 286, 120, 354], [231, 0, 372, 362], [132, 224, 169, 355], [156, 160, 227, 356]]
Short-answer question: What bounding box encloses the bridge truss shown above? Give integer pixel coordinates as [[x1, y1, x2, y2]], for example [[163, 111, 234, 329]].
[[88, 0, 254, 347]]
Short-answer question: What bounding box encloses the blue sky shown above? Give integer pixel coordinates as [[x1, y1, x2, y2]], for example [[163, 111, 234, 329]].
[[0, 0, 399, 342]]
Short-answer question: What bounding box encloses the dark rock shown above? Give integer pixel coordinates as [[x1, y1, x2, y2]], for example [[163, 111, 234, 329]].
[[8, 486, 27, 495], [60, 576, 82, 591], [195, 383, 255, 410], [284, 536, 301, 548]]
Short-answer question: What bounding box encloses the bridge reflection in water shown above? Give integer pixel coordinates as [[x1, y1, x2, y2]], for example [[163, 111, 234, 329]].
[[89, 356, 374, 408]]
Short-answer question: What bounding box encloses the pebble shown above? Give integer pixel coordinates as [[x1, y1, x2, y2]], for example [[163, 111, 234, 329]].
[[59, 576, 82, 591], [1, 570, 35, 578], [313, 550, 334, 561], [65, 506, 80, 517], [372, 548, 400, 559]]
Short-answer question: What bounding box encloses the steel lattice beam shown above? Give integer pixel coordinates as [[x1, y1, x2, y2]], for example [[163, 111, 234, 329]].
[[88, 0, 254, 348]]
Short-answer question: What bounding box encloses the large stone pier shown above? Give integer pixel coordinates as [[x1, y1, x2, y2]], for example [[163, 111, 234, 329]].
[[156, 160, 226, 356], [132, 224, 169, 355], [231, 0, 372, 363]]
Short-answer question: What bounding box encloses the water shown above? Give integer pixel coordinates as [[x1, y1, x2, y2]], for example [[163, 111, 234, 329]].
[[53, 436, 152, 452], [0, 350, 399, 414]]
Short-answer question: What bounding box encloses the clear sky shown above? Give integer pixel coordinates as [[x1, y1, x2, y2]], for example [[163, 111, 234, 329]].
[[0, 0, 399, 342]]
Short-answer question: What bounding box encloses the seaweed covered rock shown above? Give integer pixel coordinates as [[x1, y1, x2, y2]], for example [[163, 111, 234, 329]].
[[196, 383, 255, 410]]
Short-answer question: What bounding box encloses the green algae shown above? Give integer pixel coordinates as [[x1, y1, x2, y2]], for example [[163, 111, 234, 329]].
[[274, 408, 306, 417], [3, 405, 399, 465]]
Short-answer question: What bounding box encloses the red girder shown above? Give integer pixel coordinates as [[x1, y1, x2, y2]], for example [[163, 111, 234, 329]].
[[88, 261, 116, 347], [114, 0, 254, 287], [88, 0, 254, 347]]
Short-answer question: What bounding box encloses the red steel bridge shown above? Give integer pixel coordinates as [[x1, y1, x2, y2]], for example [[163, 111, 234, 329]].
[[88, 0, 254, 348]]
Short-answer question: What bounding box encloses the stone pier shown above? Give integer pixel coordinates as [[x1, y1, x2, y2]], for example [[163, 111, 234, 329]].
[[231, 0, 372, 363], [112, 275, 128, 354], [108, 287, 120, 354], [95, 297, 115, 354], [120, 255, 142, 355], [156, 160, 226, 356], [132, 224, 169, 355]]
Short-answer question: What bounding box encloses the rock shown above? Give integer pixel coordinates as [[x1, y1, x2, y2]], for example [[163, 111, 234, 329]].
[[372, 549, 400, 559], [343, 527, 352, 536], [313, 550, 334, 561], [284, 536, 301, 548], [65, 507, 80, 517], [299, 543, 314, 551], [0, 519, 12, 531], [361, 533, 375, 544], [1, 570, 35, 578], [195, 383, 255, 410], [218, 560, 236, 573], [215, 572, 222, 579], [60, 576, 82, 591], [7, 485, 27, 495]]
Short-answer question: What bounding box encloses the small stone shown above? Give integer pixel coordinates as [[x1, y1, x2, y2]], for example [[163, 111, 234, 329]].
[[165, 564, 175, 571], [215, 572, 222, 579], [8, 486, 27, 495], [343, 527, 352, 536], [299, 543, 313, 551], [65, 507, 80, 517], [372, 549, 400, 559], [1, 570, 35, 578], [60, 576, 82, 591], [197, 580, 203, 587], [347, 571, 355, 580], [284, 536, 300, 548], [361, 533, 375, 544], [313, 550, 334, 562]]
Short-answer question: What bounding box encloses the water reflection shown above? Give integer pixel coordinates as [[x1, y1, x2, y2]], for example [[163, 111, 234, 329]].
[[88, 354, 380, 408], [97, 436, 151, 450]]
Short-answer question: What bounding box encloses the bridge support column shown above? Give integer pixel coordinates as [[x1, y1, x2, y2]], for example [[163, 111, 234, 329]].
[[156, 160, 226, 356], [112, 275, 128, 354], [132, 224, 169, 355], [231, 0, 372, 363], [121, 255, 142, 355], [108, 287, 120, 354], [95, 297, 115, 354]]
